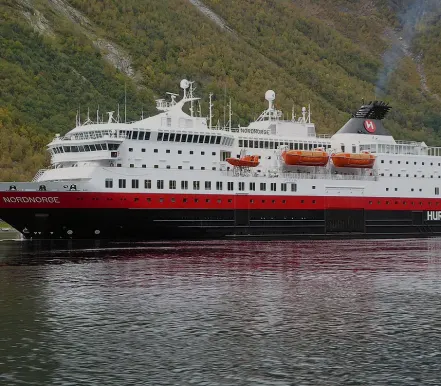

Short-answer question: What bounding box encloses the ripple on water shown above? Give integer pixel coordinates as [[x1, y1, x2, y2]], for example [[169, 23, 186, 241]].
[[1, 239, 441, 385]]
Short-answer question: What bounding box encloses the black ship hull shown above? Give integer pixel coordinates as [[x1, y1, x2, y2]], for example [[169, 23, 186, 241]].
[[1, 208, 441, 240]]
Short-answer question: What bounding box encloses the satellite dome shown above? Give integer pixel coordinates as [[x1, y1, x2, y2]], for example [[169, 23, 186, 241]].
[[180, 79, 190, 89], [265, 90, 276, 101]]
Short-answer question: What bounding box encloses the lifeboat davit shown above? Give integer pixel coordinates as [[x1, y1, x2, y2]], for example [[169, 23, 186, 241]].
[[282, 149, 329, 167], [331, 152, 376, 168], [226, 155, 260, 167]]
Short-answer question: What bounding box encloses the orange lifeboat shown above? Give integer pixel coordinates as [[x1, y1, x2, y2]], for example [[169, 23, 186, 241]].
[[331, 152, 376, 168], [226, 155, 260, 167], [282, 149, 329, 167]]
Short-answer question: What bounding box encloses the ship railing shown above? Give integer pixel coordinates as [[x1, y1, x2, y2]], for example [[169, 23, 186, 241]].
[[360, 143, 428, 156], [427, 147, 441, 157], [395, 140, 422, 146], [32, 169, 48, 182], [315, 134, 332, 139], [222, 170, 378, 181], [208, 126, 240, 133]]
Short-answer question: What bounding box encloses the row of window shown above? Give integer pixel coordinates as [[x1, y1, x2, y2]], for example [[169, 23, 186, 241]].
[[106, 178, 440, 196], [123, 130, 151, 141], [380, 160, 441, 166], [106, 179, 298, 192], [126, 165, 217, 170], [157, 132, 233, 146], [238, 140, 331, 150], [381, 173, 441, 179], [128, 148, 218, 156], [52, 143, 120, 154]]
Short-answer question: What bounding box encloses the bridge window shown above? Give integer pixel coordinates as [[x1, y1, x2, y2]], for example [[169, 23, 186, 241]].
[[105, 179, 113, 188], [157, 133, 163, 141]]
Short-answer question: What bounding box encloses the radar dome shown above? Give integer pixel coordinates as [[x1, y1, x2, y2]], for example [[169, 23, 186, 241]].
[[265, 90, 276, 101], [180, 79, 189, 89]]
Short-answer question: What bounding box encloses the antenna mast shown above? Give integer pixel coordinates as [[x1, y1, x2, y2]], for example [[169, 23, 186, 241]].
[[228, 98, 232, 131], [209, 93, 213, 130], [223, 84, 226, 129], [97, 105, 100, 124], [189, 81, 195, 117], [124, 82, 127, 123]]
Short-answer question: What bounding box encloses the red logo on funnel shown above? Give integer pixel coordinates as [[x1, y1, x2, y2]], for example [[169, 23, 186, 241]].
[[364, 120, 376, 133]]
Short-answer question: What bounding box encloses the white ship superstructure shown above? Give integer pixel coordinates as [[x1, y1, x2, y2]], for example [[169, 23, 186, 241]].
[[2, 80, 441, 240]]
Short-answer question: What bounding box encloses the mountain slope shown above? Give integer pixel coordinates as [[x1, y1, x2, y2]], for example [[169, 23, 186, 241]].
[[1, 0, 441, 180]]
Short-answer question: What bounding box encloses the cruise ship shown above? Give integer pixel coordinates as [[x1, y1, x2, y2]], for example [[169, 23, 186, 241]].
[[2, 79, 441, 240]]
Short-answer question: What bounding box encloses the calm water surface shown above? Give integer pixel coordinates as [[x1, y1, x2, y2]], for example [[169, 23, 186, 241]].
[[1, 236, 441, 385]]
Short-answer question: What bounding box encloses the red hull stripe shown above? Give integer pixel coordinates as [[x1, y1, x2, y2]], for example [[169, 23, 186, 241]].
[[1, 192, 441, 211]]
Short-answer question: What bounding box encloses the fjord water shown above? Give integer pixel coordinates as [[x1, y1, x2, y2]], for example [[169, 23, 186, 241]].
[[1, 238, 441, 385]]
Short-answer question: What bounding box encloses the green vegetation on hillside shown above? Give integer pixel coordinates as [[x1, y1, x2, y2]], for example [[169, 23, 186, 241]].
[[1, 0, 441, 181]]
